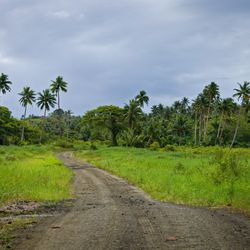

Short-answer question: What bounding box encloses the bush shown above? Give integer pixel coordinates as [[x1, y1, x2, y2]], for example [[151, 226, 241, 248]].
[[149, 141, 160, 151], [164, 145, 176, 152], [54, 139, 74, 149]]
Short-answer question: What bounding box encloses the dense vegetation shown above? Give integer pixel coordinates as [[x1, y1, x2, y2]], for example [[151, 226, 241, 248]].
[[76, 146, 250, 211], [0, 73, 249, 147]]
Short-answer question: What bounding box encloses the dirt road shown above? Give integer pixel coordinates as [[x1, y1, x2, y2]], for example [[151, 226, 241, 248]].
[[15, 152, 250, 250]]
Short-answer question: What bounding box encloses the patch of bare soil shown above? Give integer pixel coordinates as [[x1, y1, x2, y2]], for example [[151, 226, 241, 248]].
[[0, 200, 72, 249], [0, 202, 40, 215], [10, 152, 250, 250]]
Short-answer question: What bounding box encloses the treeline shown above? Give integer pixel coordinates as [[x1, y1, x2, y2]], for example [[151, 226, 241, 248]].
[[82, 83, 250, 148], [0, 72, 249, 147]]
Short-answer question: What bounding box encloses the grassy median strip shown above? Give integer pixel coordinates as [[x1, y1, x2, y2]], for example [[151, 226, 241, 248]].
[[0, 145, 73, 206], [76, 146, 250, 211]]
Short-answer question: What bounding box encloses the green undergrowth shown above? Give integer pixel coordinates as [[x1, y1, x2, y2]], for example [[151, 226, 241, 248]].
[[76, 146, 250, 211], [0, 145, 73, 206]]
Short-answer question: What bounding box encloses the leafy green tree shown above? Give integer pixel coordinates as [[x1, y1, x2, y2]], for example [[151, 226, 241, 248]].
[[0, 73, 12, 96], [135, 90, 149, 108], [19, 87, 36, 141], [231, 81, 250, 147], [0, 106, 19, 145], [83, 105, 124, 146], [50, 76, 68, 110]]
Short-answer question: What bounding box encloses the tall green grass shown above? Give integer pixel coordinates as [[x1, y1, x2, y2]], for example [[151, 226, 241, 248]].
[[76, 146, 250, 211], [0, 145, 73, 206]]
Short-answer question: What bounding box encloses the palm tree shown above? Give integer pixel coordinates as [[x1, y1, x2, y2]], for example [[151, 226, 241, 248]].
[[124, 99, 143, 129], [231, 81, 250, 147], [19, 87, 36, 141], [37, 89, 56, 143], [193, 93, 208, 145], [151, 104, 164, 116], [203, 82, 220, 142], [0, 73, 12, 96], [50, 76, 68, 110], [64, 110, 73, 139], [172, 115, 189, 145], [37, 89, 57, 117], [192, 98, 200, 145], [216, 98, 236, 144], [135, 90, 149, 108], [180, 97, 189, 113], [172, 101, 182, 113]]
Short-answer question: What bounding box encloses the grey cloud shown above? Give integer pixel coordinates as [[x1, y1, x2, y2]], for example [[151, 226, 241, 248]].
[[0, 0, 250, 117]]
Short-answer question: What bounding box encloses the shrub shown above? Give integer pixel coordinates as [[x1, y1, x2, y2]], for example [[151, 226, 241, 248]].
[[164, 145, 176, 152], [55, 139, 74, 149], [149, 141, 160, 151]]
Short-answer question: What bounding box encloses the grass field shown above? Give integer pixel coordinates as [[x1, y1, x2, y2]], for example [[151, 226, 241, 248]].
[[76, 146, 250, 211], [0, 145, 73, 206]]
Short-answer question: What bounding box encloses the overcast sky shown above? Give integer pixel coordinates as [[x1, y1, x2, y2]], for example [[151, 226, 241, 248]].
[[1, 0, 250, 117]]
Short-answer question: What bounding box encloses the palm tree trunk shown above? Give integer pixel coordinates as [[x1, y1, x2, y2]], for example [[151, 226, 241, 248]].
[[203, 108, 209, 143], [21, 106, 27, 142], [216, 113, 223, 138], [58, 91, 60, 110], [39, 109, 47, 144], [215, 112, 223, 144], [219, 121, 225, 145], [203, 108, 209, 142], [230, 109, 241, 148], [198, 113, 202, 145], [194, 112, 197, 145], [202, 113, 206, 143], [110, 130, 118, 146]]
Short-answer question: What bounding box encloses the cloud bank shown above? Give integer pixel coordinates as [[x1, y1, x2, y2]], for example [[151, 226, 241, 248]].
[[1, 0, 250, 117]]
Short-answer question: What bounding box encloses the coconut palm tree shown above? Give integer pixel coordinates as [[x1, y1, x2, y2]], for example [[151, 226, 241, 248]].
[[0, 73, 12, 96], [124, 99, 143, 129], [193, 93, 208, 145], [37, 89, 56, 143], [231, 81, 250, 147], [191, 98, 200, 145], [172, 115, 189, 145], [50, 76, 68, 110], [180, 97, 189, 114], [172, 101, 182, 113], [135, 90, 149, 108], [19, 87, 36, 141], [216, 98, 236, 144], [202, 82, 220, 142], [37, 89, 57, 117]]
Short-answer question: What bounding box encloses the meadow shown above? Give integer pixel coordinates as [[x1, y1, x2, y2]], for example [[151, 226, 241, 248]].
[[0, 145, 73, 206], [76, 146, 250, 211]]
